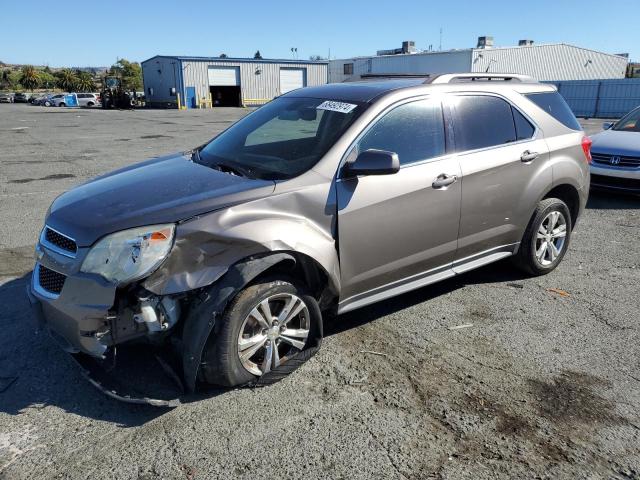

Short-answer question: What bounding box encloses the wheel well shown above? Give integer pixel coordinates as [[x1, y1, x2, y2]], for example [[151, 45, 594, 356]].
[[252, 253, 336, 308], [543, 184, 580, 229]]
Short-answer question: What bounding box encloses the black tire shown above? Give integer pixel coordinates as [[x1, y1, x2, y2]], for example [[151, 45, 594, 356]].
[[59, 102, 65, 107], [87, 102, 94, 107], [198, 278, 322, 387], [512, 197, 572, 276]]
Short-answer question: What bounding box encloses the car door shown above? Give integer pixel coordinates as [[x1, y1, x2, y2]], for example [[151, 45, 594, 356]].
[[447, 94, 551, 268], [336, 98, 462, 310]]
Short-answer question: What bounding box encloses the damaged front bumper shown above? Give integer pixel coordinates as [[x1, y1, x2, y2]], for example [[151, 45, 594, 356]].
[[28, 263, 116, 357], [27, 269, 189, 407]]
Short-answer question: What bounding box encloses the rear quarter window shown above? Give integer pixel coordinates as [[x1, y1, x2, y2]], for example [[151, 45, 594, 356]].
[[525, 92, 581, 130]]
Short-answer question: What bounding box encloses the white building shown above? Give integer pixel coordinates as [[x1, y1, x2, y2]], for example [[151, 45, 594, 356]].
[[330, 39, 628, 83], [142, 56, 328, 108]]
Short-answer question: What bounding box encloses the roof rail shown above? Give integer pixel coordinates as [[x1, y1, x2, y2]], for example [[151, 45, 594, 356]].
[[358, 73, 433, 80], [430, 73, 538, 84]]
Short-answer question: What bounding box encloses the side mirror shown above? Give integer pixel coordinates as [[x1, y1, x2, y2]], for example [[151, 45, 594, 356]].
[[602, 122, 614, 130], [343, 149, 400, 177]]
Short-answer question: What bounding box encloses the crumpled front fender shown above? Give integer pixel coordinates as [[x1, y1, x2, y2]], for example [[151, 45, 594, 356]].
[[142, 182, 340, 296]]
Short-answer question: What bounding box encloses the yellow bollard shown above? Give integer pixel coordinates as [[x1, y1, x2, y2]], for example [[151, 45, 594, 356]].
[[177, 92, 182, 110]]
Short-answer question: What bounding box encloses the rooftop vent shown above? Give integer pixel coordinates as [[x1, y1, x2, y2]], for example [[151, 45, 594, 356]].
[[477, 36, 494, 49], [377, 41, 417, 56], [518, 39, 534, 46]]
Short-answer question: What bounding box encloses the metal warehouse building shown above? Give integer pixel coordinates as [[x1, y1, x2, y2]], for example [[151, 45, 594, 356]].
[[330, 39, 629, 83], [142, 56, 328, 108]]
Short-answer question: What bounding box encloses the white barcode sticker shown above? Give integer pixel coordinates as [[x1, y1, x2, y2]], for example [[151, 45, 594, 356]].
[[316, 100, 358, 114]]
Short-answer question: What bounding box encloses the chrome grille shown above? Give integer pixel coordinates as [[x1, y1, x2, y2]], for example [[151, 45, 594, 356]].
[[43, 227, 77, 255], [591, 153, 640, 168], [37, 264, 67, 295]]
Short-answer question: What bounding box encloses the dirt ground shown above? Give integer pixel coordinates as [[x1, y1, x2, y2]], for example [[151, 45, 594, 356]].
[[0, 104, 639, 479]]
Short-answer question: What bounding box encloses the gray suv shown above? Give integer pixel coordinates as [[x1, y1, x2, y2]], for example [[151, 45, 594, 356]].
[[28, 73, 590, 402]]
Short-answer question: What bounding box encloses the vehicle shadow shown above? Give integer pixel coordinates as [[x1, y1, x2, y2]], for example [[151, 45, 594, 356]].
[[0, 274, 168, 427], [1, 259, 527, 423], [587, 189, 640, 209], [326, 258, 527, 337]]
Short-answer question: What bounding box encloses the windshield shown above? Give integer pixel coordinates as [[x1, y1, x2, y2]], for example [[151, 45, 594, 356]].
[[197, 97, 366, 180], [613, 107, 640, 132]]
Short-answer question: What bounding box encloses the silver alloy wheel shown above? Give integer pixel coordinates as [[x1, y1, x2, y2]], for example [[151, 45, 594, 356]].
[[237, 293, 310, 376], [535, 210, 567, 266]]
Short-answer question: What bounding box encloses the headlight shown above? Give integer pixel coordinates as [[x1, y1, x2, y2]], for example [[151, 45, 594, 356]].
[[81, 224, 175, 284]]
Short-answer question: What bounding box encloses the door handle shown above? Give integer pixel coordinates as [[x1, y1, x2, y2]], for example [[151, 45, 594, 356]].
[[521, 150, 539, 162], [432, 173, 458, 188]]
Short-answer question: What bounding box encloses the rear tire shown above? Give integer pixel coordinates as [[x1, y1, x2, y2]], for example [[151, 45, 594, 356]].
[[512, 198, 572, 276], [59, 102, 66, 107], [198, 278, 321, 387]]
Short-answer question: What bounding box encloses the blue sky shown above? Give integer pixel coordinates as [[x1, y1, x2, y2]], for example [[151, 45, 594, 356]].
[[2, 0, 639, 66]]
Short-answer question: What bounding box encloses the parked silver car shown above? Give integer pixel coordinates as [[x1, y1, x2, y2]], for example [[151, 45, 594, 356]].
[[48, 94, 68, 107], [590, 106, 640, 193], [28, 73, 590, 403]]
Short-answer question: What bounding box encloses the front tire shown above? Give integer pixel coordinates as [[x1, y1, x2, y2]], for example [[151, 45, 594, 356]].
[[513, 198, 572, 276], [199, 278, 321, 387]]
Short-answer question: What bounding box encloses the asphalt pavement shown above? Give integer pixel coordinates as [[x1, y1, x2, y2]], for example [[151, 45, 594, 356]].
[[0, 104, 638, 479]]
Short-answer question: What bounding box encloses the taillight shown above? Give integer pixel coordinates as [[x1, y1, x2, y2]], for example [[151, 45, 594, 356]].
[[581, 136, 592, 164]]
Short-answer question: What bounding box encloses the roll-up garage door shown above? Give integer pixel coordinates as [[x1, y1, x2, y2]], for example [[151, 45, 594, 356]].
[[208, 67, 240, 86], [279, 68, 306, 94]]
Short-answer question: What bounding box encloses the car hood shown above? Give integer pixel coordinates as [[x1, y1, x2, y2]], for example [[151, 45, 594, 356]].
[[45, 153, 276, 247], [590, 129, 640, 156]]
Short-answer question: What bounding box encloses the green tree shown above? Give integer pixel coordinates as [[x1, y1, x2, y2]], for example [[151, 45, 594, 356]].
[[56, 69, 78, 92], [254, 50, 263, 59], [75, 70, 96, 92], [7, 70, 21, 90], [108, 58, 142, 91], [0, 69, 10, 89], [19, 65, 40, 91], [39, 71, 56, 90]]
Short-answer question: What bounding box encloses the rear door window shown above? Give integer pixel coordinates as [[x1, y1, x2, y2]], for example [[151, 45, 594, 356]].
[[513, 108, 535, 140], [357, 99, 445, 166], [525, 92, 581, 130], [452, 96, 516, 151]]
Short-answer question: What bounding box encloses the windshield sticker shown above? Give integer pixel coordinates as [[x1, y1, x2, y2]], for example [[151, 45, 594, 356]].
[[316, 101, 358, 114]]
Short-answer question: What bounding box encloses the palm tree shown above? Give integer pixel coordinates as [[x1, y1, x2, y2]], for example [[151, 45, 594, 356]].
[[75, 71, 96, 92], [19, 65, 40, 91], [56, 69, 77, 92]]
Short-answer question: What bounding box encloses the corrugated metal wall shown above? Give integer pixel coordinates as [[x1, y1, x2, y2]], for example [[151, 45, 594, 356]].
[[329, 51, 471, 83], [546, 79, 640, 118], [142, 57, 181, 105], [471, 44, 627, 81], [329, 44, 628, 84], [181, 59, 328, 105]]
